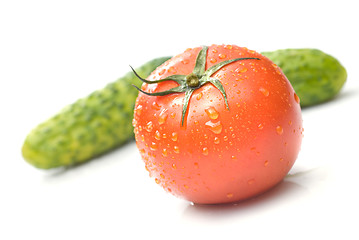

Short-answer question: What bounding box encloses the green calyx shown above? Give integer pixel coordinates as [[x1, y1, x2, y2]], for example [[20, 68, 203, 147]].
[[132, 46, 260, 126]]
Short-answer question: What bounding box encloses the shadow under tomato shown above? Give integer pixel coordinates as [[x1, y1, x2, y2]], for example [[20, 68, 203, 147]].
[[181, 178, 309, 221]]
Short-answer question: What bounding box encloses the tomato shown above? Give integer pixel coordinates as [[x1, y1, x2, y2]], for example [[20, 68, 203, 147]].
[[132, 44, 303, 204]]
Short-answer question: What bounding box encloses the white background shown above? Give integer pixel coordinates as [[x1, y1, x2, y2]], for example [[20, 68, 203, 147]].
[[1, 0, 358, 239]]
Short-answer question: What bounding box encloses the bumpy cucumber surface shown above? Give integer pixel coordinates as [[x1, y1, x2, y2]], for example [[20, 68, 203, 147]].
[[262, 48, 347, 107], [22, 57, 171, 169]]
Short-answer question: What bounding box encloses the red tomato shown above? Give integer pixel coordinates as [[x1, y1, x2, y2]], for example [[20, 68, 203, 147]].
[[133, 44, 303, 204]]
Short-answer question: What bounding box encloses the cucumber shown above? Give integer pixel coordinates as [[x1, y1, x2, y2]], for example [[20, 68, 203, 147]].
[[262, 48, 347, 107], [22, 57, 171, 169], [23, 48, 347, 169]]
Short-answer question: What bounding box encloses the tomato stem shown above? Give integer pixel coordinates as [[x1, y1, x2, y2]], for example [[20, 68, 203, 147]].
[[185, 73, 200, 88]]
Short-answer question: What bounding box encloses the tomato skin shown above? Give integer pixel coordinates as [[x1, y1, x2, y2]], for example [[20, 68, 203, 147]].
[[133, 44, 303, 204]]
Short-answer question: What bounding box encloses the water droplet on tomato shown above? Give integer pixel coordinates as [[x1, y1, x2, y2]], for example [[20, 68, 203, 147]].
[[132, 118, 137, 128], [224, 44, 233, 50], [158, 69, 166, 76], [294, 92, 300, 104], [171, 132, 178, 141], [155, 178, 160, 184], [168, 66, 177, 74], [247, 179, 255, 185], [173, 146, 180, 153], [171, 163, 177, 169], [150, 142, 158, 151], [194, 162, 199, 169], [196, 92, 203, 100], [276, 126, 283, 135], [135, 105, 142, 116], [219, 54, 226, 59], [158, 110, 168, 125], [181, 59, 189, 65], [235, 67, 247, 73], [146, 121, 153, 132], [214, 137, 220, 144], [226, 193, 234, 198], [205, 106, 219, 120], [155, 130, 161, 140], [264, 160, 269, 167], [223, 136, 228, 141], [210, 58, 217, 63], [152, 101, 161, 110], [258, 123, 264, 130], [259, 87, 269, 97], [202, 147, 209, 156], [205, 121, 223, 134], [162, 148, 168, 157]]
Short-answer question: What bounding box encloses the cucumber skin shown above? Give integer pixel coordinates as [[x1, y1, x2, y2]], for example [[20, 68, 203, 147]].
[[262, 49, 347, 107], [22, 57, 171, 169]]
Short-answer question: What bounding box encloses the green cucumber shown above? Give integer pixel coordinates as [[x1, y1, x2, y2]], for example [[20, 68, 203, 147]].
[[22, 57, 171, 169], [262, 48, 347, 107]]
